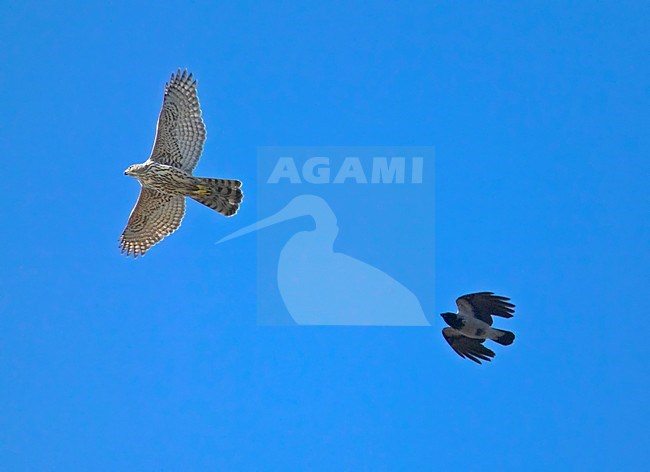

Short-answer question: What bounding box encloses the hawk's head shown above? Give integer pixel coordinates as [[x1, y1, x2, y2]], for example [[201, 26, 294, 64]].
[[124, 164, 143, 177]]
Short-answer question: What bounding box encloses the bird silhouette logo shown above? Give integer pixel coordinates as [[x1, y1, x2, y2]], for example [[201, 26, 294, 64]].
[[219, 194, 429, 326]]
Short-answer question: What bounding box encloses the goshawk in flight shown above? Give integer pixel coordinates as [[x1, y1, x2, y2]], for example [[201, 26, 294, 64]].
[[441, 292, 515, 364], [119, 69, 243, 257]]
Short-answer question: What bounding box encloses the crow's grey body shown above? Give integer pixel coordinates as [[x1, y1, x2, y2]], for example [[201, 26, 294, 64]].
[[455, 315, 496, 340]]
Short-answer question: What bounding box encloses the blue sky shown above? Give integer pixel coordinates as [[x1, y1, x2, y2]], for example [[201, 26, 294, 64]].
[[1, 1, 648, 470]]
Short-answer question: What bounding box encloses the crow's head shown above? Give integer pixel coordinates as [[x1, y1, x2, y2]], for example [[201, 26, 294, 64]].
[[440, 312, 463, 330]]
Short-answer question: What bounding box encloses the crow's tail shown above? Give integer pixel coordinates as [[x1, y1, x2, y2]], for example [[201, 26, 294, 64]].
[[492, 329, 515, 346]]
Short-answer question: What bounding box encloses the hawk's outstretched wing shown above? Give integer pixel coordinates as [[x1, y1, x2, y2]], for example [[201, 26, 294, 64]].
[[442, 328, 495, 364], [456, 292, 515, 326], [119, 188, 186, 258], [149, 69, 206, 172]]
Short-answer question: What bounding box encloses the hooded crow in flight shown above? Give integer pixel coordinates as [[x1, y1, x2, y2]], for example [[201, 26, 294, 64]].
[[441, 292, 515, 364]]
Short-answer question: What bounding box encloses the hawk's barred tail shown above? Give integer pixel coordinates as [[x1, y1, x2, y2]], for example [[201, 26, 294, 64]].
[[190, 178, 243, 217], [492, 329, 515, 346]]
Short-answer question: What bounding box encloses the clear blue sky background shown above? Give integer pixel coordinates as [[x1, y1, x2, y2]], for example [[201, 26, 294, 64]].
[[1, 1, 648, 470]]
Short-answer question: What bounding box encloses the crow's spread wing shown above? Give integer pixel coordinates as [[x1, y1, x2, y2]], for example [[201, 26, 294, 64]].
[[442, 328, 495, 364], [456, 292, 515, 325]]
